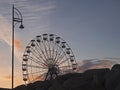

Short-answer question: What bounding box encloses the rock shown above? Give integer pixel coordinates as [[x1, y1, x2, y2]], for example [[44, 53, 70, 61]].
[[115, 83, 120, 90], [111, 64, 120, 71], [27, 80, 51, 90], [84, 68, 110, 87], [84, 68, 110, 79], [14, 85, 27, 90], [55, 73, 82, 84], [105, 64, 120, 90], [63, 77, 89, 89], [49, 73, 82, 90], [49, 82, 65, 90], [64, 78, 105, 90], [62, 69, 109, 90], [4, 65, 120, 90], [63, 75, 106, 90], [49, 78, 65, 90]]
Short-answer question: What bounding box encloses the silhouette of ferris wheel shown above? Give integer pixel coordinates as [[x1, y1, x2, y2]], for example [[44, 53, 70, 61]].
[[22, 34, 77, 83]]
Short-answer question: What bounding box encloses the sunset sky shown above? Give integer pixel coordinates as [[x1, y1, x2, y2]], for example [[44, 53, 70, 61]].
[[0, 0, 120, 88]]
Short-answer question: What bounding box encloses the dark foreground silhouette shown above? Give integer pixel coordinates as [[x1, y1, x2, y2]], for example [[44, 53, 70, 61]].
[[1, 64, 120, 90]]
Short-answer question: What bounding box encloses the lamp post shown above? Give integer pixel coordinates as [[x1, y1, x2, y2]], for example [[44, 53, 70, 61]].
[[12, 4, 24, 89]]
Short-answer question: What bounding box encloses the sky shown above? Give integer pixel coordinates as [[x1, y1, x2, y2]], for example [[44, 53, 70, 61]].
[[0, 0, 120, 88]]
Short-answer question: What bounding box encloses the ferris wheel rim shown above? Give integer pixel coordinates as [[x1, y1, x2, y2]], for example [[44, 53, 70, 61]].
[[22, 33, 77, 84]]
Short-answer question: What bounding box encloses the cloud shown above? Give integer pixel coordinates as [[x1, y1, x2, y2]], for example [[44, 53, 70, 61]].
[[0, 77, 11, 88], [0, 15, 24, 88], [0, 0, 56, 30], [14, 0, 56, 30], [0, 0, 56, 88], [0, 15, 11, 46], [14, 39, 23, 51], [2, 74, 24, 88], [0, 67, 12, 88], [4, 75, 11, 80], [78, 59, 117, 72], [0, 41, 11, 67], [104, 57, 120, 61], [0, 15, 23, 60]]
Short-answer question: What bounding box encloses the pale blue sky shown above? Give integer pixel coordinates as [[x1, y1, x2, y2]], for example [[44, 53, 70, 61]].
[[0, 0, 120, 61], [48, 0, 120, 60]]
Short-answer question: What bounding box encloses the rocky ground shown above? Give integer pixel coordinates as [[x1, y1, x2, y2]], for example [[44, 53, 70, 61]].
[[1, 64, 120, 90]]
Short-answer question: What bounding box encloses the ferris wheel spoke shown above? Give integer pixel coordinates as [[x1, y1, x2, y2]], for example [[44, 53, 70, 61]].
[[30, 47, 45, 61], [53, 50, 59, 61], [46, 41, 51, 59], [31, 73, 45, 82], [28, 71, 46, 75], [28, 56, 47, 67], [52, 44, 63, 63], [30, 51, 41, 61], [54, 41, 66, 63], [27, 64, 47, 69], [50, 42, 54, 59], [45, 41, 51, 59], [55, 42, 71, 63], [54, 51, 66, 64], [34, 41, 47, 60], [30, 47, 42, 58], [53, 50, 61, 64], [30, 51, 45, 64], [41, 42, 49, 59], [56, 55, 68, 65], [34, 41, 48, 60], [30, 47, 48, 65], [58, 58, 69, 66], [31, 45, 48, 64], [42, 41, 50, 59], [48, 41, 52, 58], [54, 49, 63, 62], [51, 41, 59, 60], [51, 42, 55, 59]]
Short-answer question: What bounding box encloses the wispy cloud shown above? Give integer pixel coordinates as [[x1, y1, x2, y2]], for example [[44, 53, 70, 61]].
[[0, 15, 11, 45], [0, 15, 24, 88], [0, 15, 23, 59], [104, 57, 120, 61], [0, 0, 56, 60], [0, 77, 11, 88], [0, 0, 56, 29], [4, 75, 11, 80], [14, 39, 23, 51], [0, 0, 56, 88], [2, 74, 24, 88], [78, 59, 117, 72]]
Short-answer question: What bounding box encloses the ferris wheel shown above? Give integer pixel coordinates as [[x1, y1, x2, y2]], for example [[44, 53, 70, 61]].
[[22, 34, 77, 83]]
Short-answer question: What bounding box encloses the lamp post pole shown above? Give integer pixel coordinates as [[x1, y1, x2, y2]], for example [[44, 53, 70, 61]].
[[12, 4, 24, 89], [12, 4, 14, 89]]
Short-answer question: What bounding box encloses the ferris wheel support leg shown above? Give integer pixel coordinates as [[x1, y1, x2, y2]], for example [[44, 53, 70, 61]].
[[45, 71, 49, 81]]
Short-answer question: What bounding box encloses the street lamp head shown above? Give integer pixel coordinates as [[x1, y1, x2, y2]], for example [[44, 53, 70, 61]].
[[19, 23, 24, 29]]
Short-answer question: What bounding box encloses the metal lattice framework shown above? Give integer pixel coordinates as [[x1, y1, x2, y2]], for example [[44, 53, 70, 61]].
[[22, 34, 77, 84]]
